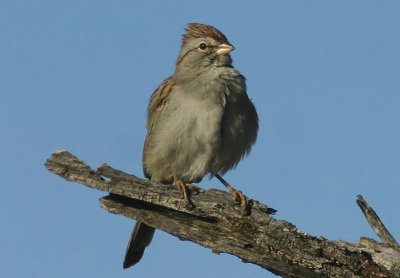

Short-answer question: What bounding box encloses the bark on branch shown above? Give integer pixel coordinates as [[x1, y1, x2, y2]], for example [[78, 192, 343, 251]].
[[45, 150, 400, 278]]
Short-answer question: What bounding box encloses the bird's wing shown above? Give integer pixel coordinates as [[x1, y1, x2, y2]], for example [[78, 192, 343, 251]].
[[146, 76, 175, 133], [142, 76, 176, 179]]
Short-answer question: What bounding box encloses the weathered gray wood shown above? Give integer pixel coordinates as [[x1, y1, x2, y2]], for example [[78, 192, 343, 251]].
[[357, 195, 399, 246], [45, 150, 400, 278]]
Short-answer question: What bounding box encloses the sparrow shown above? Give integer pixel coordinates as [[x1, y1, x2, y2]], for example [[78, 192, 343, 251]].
[[123, 23, 258, 269]]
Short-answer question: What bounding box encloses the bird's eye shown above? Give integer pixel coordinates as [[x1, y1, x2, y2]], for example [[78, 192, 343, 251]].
[[199, 43, 207, 50]]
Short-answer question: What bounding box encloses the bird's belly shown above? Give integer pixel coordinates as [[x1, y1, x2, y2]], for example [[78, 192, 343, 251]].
[[145, 97, 224, 183]]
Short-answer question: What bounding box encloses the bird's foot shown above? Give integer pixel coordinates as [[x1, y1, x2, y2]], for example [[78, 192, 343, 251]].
[[215, 174, 250, 215], [228, 187, 248, 208], [185, 183, 201, 195], [173, 174, 194, 209]]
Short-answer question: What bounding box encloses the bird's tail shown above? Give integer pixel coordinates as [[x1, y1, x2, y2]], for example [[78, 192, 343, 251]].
[[123, 221, 155, 269]]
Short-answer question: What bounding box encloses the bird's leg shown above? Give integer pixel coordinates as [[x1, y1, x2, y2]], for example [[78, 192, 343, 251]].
[[215, 174, 248, 208], [173, 174, 194, 209]]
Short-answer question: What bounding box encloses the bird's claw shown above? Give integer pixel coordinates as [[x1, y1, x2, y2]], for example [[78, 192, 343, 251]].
[[174, 174, 195, 210]]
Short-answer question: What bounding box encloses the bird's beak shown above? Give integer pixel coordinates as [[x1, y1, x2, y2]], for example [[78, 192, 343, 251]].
[[216, 43, 235, 55]]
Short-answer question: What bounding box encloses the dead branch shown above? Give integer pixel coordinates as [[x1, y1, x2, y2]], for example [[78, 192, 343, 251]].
[[45, 150, 400, 278]]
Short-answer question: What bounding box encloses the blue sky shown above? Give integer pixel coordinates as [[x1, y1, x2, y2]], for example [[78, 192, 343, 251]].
[[2, 1, 400, 277]]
